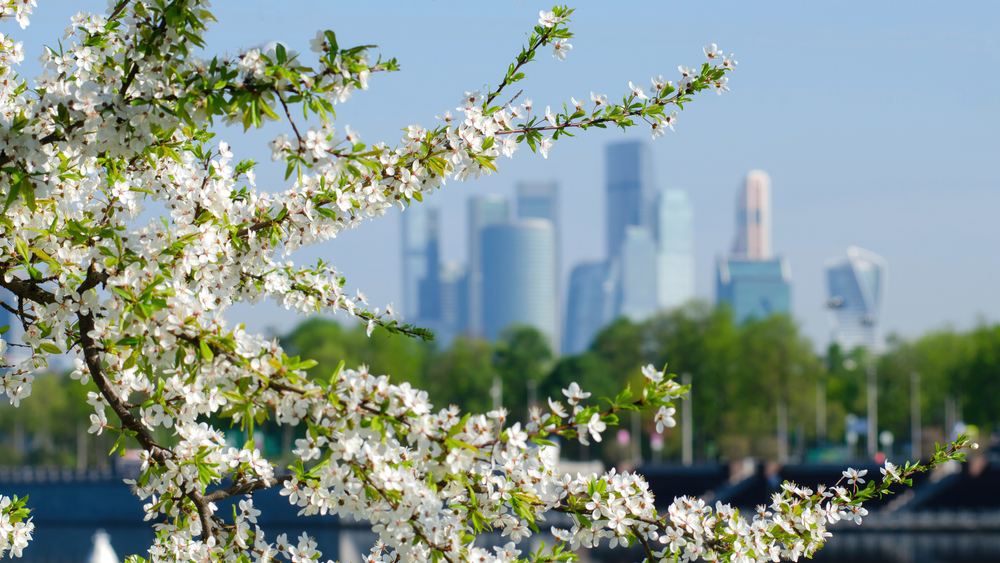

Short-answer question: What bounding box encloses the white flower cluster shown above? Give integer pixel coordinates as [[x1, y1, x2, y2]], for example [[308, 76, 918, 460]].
[[0, 495, 32, 559], [0, 3, 965, 563]]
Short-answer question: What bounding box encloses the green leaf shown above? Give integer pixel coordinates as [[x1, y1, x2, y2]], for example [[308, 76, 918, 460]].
[[200, 338, 214, 360], [39, 342, 62, 354]]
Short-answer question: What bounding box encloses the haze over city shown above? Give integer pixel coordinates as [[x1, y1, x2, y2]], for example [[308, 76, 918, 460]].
[[16, 1, 998, 348]]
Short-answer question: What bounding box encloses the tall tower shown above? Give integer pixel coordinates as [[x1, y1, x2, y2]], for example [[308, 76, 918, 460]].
[[826, 247, 888, 353], [401, 205, 440, 322], [605, 142, 656, 261], [467, 195, 510, 337], [517, 181, 558, 224], [731, 170, 772, 260], [717, 170, 791, 324], [480, 219, 558, 351], [518, 181, 560, 351], [618, 226, 658, 322], [656, 189, 695, 310], [563, 261, 617, 355]]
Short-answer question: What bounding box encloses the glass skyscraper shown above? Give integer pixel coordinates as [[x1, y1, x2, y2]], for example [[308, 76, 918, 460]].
[[825, 246, 888, 353], [731, 170, 772, 260], [716, 257, 792, 323], [618, 226, 658, 322], [656, 189, 695, 310], [517, 181, 558, 223], [467, 195, 510, 337], [480, 219, 558, 350], [716, 170, 791, 324], [605, 141, 656, 260], [562, 261, 617, 355], [517, 181, 560, 348], [401, 205, 440, 323], [438, 261, 468, 345]]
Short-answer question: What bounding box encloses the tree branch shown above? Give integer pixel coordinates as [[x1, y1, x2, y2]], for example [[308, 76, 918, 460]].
[[77, 311, 167, 464], [202, 475, 293, 504]]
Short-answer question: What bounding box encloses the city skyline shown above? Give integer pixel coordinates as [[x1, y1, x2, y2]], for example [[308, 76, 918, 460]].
[[110, 0, 998, 349]]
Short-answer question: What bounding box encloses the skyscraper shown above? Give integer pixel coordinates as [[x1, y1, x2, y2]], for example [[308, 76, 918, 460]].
[[563, 261, 617, 355], [825, 247, 888, 353], [518, 181, 560, 348], [731, 170, 772, 260], [480, 219, 558, 351], [618, 226, 658, 322], [401, 205, 440, 323], [606, 141, 656, 260], [467, 195, 510, 337], [716, 257, 792, 323], [517, 181, 558, 223], [438, 261, 468, 345], [716, 170, 791, 323], [656, 189, 695, 310]]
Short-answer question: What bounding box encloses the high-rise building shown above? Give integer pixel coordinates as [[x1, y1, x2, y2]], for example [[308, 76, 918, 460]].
[[480, 219, 558, 351], [518, 181, 560, 348], [825, 247, 888, 353], [717, 170, 791, 323], [562, 261, 617, 355], [731, 170, 772, 260], [716, 257, 792, 323], [401, 205, 440, 322], [606, 141, 656, 260], [467, 195, 510, 337], [517, 181, 558, 223], [438, 261, 468, 345], [618, 226, 658, 322], [656, 189, 695, 310]]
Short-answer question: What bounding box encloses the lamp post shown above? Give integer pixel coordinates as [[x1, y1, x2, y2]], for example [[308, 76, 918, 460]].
[[682, 373, 692, 466], [911, 372, 921, 459], [867, 365, 877, 459]]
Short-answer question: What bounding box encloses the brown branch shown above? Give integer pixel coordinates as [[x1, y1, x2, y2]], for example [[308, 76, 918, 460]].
[[202, 474, 293, 504], [77, 311, 167, 464], [0, 275, 56, 305], [635, 528, 655, 563]]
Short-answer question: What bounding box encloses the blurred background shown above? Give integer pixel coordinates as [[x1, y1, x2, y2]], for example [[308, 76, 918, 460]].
[[2, 1, 999, 562]]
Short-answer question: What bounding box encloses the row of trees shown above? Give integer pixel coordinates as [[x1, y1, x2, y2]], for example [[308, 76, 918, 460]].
[[3, 302, 995, 467], [279, 302, 998, 463]]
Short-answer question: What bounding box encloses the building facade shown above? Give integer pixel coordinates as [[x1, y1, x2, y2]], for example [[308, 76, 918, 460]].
[[481, 219, 559, 351], [467, 195, 510, 337], [562, 261, 617, 355], [618, 226, 658, 322], [656, 189, 695, 310], [606, 141, 656, 261], [825, 246, 888, 353], [716, 257, 792, 324], [401, 205, 441, 323], [731, 170, 772, 260]]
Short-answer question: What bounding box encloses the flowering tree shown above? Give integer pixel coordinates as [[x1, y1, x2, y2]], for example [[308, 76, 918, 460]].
[[0, 2, 974, 562]]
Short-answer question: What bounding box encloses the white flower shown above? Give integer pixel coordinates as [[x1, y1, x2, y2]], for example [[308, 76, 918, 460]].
[[551, 39, 572, 61], [586, 414, 607, 442], [842, 467, 868, 485], [704, 43, 723, 60], [562, 382, 591, 405], [538, 10, 560, 27], [548, 397, 569, 418], [538, 136, 553, 159], [880, 461, 901, 482], [655, 406, 676, 433], [642, 364, 664, 383], [628, 81, 647, 100]]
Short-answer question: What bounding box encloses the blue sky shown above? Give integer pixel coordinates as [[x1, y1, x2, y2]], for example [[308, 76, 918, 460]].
[[18, 1, 1000, 349]]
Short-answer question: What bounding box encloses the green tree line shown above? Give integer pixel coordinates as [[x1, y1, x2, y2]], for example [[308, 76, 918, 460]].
[[3, 303, 997, 466]]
